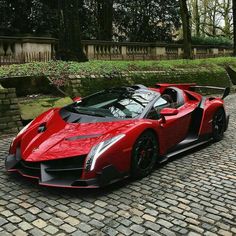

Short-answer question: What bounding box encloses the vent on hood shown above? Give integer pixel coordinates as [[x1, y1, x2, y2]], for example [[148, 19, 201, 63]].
[[65, 134, 101, 141], [38, 123, 47, 133]]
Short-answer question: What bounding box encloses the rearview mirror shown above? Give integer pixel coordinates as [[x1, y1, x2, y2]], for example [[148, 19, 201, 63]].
[[73, 97, 82, 102], [160, 108, 178, 116]]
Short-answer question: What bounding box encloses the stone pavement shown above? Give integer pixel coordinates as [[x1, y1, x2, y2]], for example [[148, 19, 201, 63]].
[[0, 95, 236, 236]]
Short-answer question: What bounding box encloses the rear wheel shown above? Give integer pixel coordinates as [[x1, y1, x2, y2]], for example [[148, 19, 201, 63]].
[[131, 131, 158, 179], [212, 108, 226, 141]]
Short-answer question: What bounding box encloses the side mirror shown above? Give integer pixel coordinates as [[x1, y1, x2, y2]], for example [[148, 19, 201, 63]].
[[160, 108, 178, 116], [73, 97, 82, 102], [160, 108, 178, 123]]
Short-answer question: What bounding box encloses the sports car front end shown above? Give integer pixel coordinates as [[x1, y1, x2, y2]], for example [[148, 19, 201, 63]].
[[5, 113, 131, 188], [5, 87, 159, 188]]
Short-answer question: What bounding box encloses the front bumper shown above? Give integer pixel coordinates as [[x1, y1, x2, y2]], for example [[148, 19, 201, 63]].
[[5, 154, 127, 188]]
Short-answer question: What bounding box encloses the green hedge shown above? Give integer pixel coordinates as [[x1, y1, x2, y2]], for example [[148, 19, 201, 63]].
[[76, 68, 231, 97], [179, 36, 233, 47], [0, 57, 235, 97]]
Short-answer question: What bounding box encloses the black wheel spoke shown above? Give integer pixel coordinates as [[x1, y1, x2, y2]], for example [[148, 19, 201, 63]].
[[212, 109, 226, 142], [131, 131, 159, 179], [135, 136, 156, 170]]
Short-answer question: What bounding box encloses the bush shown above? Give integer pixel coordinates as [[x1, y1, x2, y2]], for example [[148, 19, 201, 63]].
[[191, 36, 233, 47], [0, 57, 235, 97], [76, 68, 230, 97]]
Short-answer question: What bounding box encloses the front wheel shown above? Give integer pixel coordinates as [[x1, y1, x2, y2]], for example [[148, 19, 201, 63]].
[[212, 108, 226, 142], [131, 131, 158, 179]]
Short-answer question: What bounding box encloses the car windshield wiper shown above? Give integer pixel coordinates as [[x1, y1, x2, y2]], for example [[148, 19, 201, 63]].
[[73, 107, 113, 118], [65, 105, 77, 113], [76, 110, 108, 117]]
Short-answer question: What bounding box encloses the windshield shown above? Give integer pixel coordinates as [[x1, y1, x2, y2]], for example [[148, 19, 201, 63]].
[[66, 88, 158, 119]]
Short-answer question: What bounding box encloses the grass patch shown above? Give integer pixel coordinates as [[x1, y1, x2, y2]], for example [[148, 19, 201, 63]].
[[0, 57, 236, 78], [19, 96, 72, 120]]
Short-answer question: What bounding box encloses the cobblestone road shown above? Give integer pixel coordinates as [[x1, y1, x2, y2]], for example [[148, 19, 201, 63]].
[[0, 95, 236, 236]]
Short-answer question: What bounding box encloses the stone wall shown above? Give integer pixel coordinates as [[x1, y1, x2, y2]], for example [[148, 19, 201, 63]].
[[0, 84, 22, 134], [68, 68, 232, 97]]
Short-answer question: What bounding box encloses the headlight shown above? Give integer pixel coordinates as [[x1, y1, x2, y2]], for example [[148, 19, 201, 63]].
[[85, 134, 125, 171], [17, 120, 33, 136]]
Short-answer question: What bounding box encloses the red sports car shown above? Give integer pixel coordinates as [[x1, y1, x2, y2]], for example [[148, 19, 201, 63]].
[[5, 83, 229, 188]]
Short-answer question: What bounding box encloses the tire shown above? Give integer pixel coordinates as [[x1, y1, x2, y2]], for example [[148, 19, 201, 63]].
[[131, 130, 158, 179], [212, 108, 226, 142]]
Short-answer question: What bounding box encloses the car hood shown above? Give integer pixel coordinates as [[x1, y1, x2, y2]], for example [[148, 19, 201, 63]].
[[18, 109, 134, 162]]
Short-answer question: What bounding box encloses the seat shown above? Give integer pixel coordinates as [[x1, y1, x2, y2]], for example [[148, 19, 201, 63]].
[[161, 94, 175, 108], [162, 87, 184, 108]]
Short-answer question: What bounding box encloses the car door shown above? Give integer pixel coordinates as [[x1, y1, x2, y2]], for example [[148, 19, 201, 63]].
[[159, 102, 194, 151], [147, 97, 197, 154]]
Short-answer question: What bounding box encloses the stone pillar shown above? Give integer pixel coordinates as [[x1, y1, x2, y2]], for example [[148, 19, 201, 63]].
[[0, 84, 22, 134], [212, 48, 219, 55], [87, 45, 95, 59], [121, 46, 127, 60], [177, 47, 183, 57], [152, 46, 166, 59], [0, 42, 5, 56], [15, 43, 23, 55]]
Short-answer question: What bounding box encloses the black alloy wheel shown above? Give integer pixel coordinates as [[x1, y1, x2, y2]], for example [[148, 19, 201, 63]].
[[131, 130, 158, 179], [212, 108, 226, 141]]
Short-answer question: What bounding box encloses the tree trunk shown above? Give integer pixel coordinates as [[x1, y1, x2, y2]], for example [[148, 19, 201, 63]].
[[212, 8, 216, 36], [194, 0, 200, 36], [180, 0, 192, 59], [57, 0, 87, 61], [233, 0, 236, 55], [201, 0, 207, 36], [223, 0, 231, 37], [97, 0, 113, 40]]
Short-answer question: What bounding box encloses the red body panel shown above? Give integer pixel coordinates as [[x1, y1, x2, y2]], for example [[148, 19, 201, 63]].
[[199, 98, 225, 136], [155, 83, 196, 93]]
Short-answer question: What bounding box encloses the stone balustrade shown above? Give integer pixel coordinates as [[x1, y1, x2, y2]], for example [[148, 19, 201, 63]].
[[0, 36, 56, 65], [0, 36, 233, 65], [82, 40, 233, 60]]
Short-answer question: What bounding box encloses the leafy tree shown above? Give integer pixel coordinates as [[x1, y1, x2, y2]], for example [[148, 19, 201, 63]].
[[0, 0, 57, 35], [188, 0, 233, 38], [218, 0, 232, 37], [189, 0, 200, 36], [113, 0, 180, 42]]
